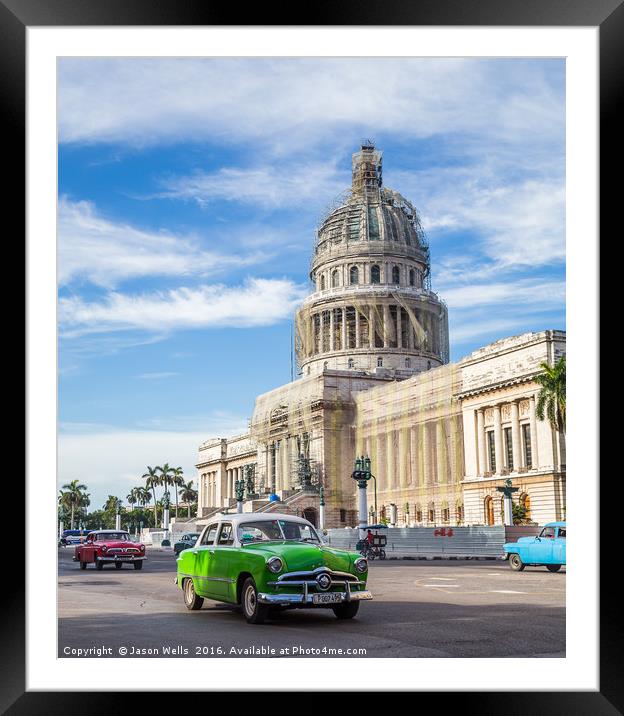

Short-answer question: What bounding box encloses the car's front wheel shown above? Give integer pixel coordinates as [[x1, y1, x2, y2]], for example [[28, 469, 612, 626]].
[[79, 560, 87, 570], [333, 601, 360, 620], [115, 562, 123, 569], [509, 554, 525, 571], [241, 577, 270, 624], [546, 564, 562, 572], [183, 578, 204, 610], [95, 558, 104, 571], [133, 561, 143, 570]]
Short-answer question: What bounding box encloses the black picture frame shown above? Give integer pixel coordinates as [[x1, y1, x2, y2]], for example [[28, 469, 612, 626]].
[[6, 0, 616, 709]]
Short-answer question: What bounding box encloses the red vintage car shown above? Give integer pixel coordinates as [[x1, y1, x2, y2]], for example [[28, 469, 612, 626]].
[[73, 530, 146, 570]]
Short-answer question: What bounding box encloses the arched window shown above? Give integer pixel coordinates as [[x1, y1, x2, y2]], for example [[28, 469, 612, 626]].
[[520, 493, 531, 521], [428, 503, 435, 523], [409, 268, 415, 286], [405, 358, 411, 368], [370, 264, 381, 284], [331, 270, 340, 288], [348, 358, 354, 368], [319, 274, 325, 291], [323, 361, 328, 371], [377, 357, 383, 367], [392, 266, 400, 284], [415, 505, 422, 522], [456, 502, 464, 524], [484, 496, 495, 526], [349, 266, 359, 285], [302, 507, 318, 527]]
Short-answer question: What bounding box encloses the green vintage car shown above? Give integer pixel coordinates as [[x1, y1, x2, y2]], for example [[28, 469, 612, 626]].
[[175, 512, 372, 624]]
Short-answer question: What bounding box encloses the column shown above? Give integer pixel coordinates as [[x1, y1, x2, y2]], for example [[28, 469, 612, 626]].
[[477, 409, 486, 476], [269, 443, 275, 493], [422, 422, 429, 485], [329, 309, 335, 351], [282, 436, 289, 491], [341, 307, 347, 350], [493, 404, 503, 475], [397, 307, 403, 349], [319, 312, 325, 354], [386, 430, 395, 489], [511, 401, 521, 470], [529, 394, 539, 468], [398, 427, 409, 488], [383, 305, 390, 348], [409, 425, 418, 485], [355, 309, 361, 348], [369, 306, 376, 348]]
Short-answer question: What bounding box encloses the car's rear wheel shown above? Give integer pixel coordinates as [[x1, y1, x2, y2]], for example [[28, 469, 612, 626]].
[[333, 601, 360, 620], [115, 562, 123, 569], [95, 558, 104, 570], [183, 578, 204, 610], [509, 554, 525, 571], [379, 549, 386, 560], [79, 561, 87, 570], [241, 577, 269, 624], [133, 561, 143, 570], [546, 564, 562, 572]]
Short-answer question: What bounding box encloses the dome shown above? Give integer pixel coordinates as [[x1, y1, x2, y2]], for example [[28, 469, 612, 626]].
[[313, 144, 429, 264]]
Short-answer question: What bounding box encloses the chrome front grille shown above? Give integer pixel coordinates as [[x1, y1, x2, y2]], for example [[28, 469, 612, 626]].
[[267, 567, 365, 592]]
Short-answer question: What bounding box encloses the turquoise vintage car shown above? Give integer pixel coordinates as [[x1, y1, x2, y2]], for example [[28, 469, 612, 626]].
[[175, 513, 372, 624], [503, 521, 566, 572]]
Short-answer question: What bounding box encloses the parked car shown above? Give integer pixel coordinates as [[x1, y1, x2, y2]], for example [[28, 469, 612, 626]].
[[175, 513, 372, 624], [503, 521, 566, 572], [73, 530, 146, 570], [174, 532, 200, 556], [60, 529, 89, 546]]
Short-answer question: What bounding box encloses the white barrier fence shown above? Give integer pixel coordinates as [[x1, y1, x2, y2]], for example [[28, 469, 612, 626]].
[[326, 525, 541, 559]]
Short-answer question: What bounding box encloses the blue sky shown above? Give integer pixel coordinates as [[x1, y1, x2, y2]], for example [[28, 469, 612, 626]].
[[57, 58, 565, 511]]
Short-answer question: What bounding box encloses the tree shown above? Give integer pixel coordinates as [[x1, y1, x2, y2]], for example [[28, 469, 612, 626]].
[[536, 356, 566, 434], [171, 466, 184, 518], [126, 488, 139, 511], [59, 480, 88, 529], [142, 466, 161, 528], [180, 480, 198, 518]]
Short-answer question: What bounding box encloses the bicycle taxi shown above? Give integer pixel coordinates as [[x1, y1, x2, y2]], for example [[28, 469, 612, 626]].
[[356, 524, 388, 560]]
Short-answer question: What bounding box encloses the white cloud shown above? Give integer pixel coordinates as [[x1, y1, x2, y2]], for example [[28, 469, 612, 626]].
[[440, 278, 565, 310], [59, 278, 307, 336], [58, 58, 564, 152], [157, 162, 347, 210], [58, 197, 269, 288], [58, 415, 248, 509]]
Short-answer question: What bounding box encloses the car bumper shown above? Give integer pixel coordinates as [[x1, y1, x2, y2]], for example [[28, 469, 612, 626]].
[[257, 590, 373, 606], [73, 555, 146, 562]]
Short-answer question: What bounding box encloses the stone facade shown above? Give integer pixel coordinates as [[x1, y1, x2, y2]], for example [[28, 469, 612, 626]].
[[195, 145, 565, 528]]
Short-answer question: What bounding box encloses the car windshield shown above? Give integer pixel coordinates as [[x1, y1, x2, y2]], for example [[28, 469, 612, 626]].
[[238, 520, 320, 544], [96, 532, 130, 541]]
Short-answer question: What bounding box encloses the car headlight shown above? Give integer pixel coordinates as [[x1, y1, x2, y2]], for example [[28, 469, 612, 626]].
[[140, 545, 145, 552], [267, 556, 283, 573], [101, 545, 108, 552], [354, 557, 368, 573]]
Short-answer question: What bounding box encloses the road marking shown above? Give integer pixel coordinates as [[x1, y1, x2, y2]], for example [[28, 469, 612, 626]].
[[427, 577, 457, 581], [423, 584, 460, 588], [490, 589, 528, 594]]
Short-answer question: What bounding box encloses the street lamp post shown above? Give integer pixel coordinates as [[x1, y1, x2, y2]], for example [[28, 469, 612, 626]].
[[162, 491, 171, 533], [115, 502, 122, 531], [496, 478, 519, 526], [351, 455, 372, 538], [319, 486, 325, 531], [235, 479, 245, 514]]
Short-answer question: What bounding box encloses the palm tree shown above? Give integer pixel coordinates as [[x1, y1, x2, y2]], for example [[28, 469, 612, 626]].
[[126, 488, 139, 511], [103, 495, 122, 513], [156, 463, 175, 523], [134, 486, 150, 507], [142, 466, 161, 528], [171, 466, 184, 518], [536, 356, 566, 434], [180, 480, 198, 518], [59, 479, 88, 529]]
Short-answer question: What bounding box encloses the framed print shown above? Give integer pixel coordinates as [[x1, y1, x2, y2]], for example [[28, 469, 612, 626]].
[[6, 0, 618, 708]]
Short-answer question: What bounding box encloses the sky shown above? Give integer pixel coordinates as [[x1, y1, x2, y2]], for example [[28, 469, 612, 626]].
[[57, 58, 566, 512]]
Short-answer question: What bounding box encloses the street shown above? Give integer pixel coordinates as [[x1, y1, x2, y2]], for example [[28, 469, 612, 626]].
[[58, 547, 565, 658]]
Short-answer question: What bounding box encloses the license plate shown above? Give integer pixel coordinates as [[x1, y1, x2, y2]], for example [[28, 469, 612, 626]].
[[312, 593, 343, 604]]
